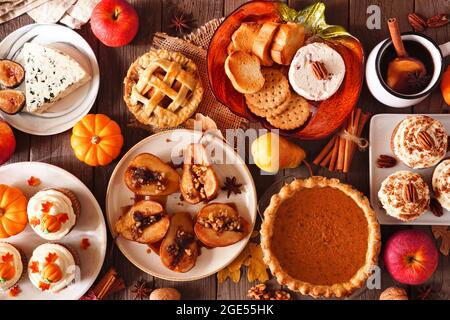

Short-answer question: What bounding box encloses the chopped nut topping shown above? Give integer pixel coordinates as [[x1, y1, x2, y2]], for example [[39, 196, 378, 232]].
[[129, 166, 167, 191], [167, 228, 195, 267], [198, 209, 242, 233], [248, 284, 292, 300], [189, 164, 208, 200]]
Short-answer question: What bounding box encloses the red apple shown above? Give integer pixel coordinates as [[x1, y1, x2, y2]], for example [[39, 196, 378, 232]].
[[0, 120, 15, 165], [384, 229, 438, 285], [90, 0, 139, 47]]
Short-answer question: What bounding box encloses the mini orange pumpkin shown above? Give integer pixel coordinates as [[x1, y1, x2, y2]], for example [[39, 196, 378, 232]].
[[70, 114, 124, 166], [41, 215, 61, 233], [0, 184, 28, 238], [0, 262, 15, 281], [41, 263, 62, 283]]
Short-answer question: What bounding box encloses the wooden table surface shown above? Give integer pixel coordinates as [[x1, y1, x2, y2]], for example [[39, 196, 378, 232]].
[[2, 0, 450, 300]]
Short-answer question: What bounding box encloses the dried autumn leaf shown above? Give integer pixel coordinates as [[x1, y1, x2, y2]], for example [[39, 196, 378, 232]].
[[432, 226, 450, 256], [217, 268, 241, 284], [27, 176, 41, 187], [247, 243, 269, 283]]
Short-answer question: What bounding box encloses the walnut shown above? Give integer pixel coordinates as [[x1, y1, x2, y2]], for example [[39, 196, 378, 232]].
[[379, 287, 408, 300], [197, 209, 241, 233], [247, 284, 292, 300]]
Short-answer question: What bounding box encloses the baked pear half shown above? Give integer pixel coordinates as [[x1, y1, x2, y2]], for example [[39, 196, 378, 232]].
[[124, 153, 180, 196], [115, 200, 170, 244], [180, 143, 219, 204], [160, 212, 198, 273], [194, 203, 250, 248]]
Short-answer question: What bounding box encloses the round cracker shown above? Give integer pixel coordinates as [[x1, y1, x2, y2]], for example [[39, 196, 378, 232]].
[[247, 90, 291, 117], [244, 68, 290, 110], [267, 94, 310, 130]]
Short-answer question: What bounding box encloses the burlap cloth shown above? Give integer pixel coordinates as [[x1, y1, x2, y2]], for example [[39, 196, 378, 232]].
[[128, 18, 249, 134]]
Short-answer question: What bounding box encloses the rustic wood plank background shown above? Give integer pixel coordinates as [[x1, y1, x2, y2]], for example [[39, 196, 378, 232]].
[[1, 0, 449, 300]]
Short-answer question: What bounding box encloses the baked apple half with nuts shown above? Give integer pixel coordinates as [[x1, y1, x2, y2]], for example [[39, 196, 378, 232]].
[[180, 143, 219, 204], [194, 203, 250, 247], [124, 153, 179, 196], [160, 212, 198, 273], [115, 200, 170, 243]]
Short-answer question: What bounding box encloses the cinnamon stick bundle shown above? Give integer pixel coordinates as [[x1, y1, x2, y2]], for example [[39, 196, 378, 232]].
[[92, 267, 126, 300], [313, 108, 370, 173]]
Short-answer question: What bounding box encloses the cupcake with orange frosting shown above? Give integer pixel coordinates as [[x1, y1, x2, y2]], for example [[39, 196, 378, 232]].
[[28, 243, 79, 293], [27, 188, 81, 240], [0, 242, 26, 291]]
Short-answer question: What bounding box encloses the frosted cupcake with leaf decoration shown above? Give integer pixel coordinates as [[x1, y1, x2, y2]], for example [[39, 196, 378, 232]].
[[0, 243, 25, 291], [27, 188, 81, 240]]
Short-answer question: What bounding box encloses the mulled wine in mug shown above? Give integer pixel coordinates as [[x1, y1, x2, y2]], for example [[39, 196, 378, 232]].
[[366, 32, 450, 107]]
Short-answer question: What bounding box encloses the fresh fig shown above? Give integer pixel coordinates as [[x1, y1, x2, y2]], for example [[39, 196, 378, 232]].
[[0, 60, 25, 88], [0, 89, 25, 115], [180, 143, 219, 204], [115, 200, 170, 244], [124, 153, 180, 196], [160, 212, 198, 273], [194, 203, 250, 247]]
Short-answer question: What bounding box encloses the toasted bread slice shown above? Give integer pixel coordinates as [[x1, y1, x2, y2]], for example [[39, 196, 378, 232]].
[[225, 51, 265, 94], [229, 22, 262, 54], [252, 22, 279, 66], [270, 23, 305, 65]]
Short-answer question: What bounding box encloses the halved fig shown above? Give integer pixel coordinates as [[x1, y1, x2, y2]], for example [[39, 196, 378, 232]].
[[0, 60, 25, 88], [124, 153, 180, 196], [194, 203, 250, 248], [180, 143, 219, 204], [160, 212, 198, 273], [0, 89, 25, 114], [115, 200, 170, 244]]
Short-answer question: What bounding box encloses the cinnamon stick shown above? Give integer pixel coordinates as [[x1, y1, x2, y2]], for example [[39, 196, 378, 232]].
[[328, 136, 340, 171], [344, 112, 371, 172], [92, 267, 125, 300], [336, 119, 348, 171], [388, 18, 407, 57], [313, 136, 337, 165], [320, 149, 333, 167], [343, 109, 362, 173]]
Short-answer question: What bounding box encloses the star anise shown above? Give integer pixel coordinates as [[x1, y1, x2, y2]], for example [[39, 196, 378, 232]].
[[407, 71, 430, 92], [222, 176, 242, 198], [131, 279, 152, 300], [170, 12, 194, 34], [414, 285, 433, 300]]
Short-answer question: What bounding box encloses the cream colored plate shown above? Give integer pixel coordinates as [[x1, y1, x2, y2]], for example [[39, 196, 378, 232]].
[[105, 130, 257, 281], [0, 162, 106, 300]]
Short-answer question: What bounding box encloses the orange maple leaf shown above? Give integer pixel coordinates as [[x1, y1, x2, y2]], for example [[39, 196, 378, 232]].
[[30, 217, 40, 227], [80, 238, 90, 250], [1, 252, 14, 263], [45, 252, 58, 265], [56, 213, 69, 224], [41, 201, 53, 213], [27, 176, 41, 187], [8, 285, 20, 297], [29, 261, 39, 273], [39, 281, 50, 291]]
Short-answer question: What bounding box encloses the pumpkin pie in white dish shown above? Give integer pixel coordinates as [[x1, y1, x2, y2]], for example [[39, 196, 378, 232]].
[[432, 159, 450, 211], [124, 49, 204, 128], [0, 242, 26, 291], [28, 243, 79, 293], [27, 188, 80, 240], [261, 177, 380, 298], [378, 171, 430, 222], [390, 115, 447, 169]]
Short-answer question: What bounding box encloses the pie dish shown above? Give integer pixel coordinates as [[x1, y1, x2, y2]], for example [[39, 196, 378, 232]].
[[124, 49, 204, 128], [261, 176, 380, 298]]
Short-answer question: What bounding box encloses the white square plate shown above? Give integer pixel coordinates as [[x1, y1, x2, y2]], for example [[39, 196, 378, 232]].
[[369, 114, 450, 225]]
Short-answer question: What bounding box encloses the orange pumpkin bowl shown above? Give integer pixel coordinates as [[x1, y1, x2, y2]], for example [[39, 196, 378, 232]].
[[207, 1, 364, 140]]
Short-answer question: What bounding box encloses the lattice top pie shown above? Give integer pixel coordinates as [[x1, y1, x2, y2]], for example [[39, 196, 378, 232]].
[[124, 49, 204, 128]]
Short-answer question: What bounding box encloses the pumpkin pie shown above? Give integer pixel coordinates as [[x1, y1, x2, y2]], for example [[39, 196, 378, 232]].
[[261, 176, 380, 298]]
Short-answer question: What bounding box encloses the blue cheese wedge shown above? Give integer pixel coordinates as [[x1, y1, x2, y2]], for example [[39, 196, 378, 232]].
[[23, 43, 91, 113]]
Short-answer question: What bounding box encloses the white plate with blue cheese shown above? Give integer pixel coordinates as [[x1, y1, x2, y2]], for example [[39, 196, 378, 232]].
[[0, 24, 99, 136]]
